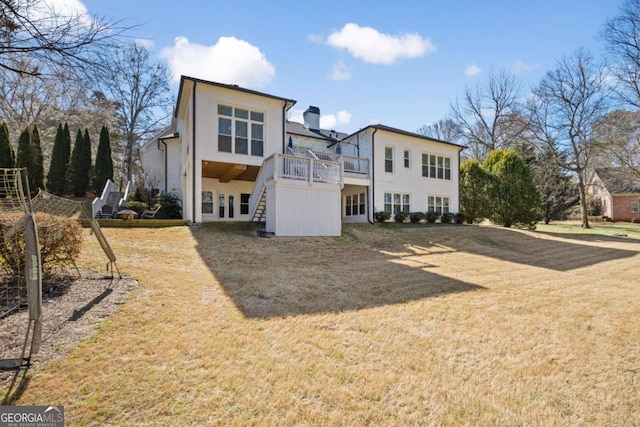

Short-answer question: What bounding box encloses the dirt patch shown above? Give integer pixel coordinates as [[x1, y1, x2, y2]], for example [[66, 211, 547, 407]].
[[0, 270, 137, 389]]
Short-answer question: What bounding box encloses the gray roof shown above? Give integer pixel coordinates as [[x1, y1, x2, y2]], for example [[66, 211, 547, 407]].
[[594, 167, 640, 194], [285, 121, 348, 143]]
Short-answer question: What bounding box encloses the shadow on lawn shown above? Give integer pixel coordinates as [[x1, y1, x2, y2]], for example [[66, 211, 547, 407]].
[[190, 223, 638, 319], [191, 223, 485, 319]]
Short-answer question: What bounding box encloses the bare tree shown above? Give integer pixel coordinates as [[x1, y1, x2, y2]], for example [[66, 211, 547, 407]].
[[451, 68, 528, 160], [603, 0, 640, 108], [529, 49, 612, 228], [0, 0, 128, 77], [592, 109, 640, 178], [417, 118, 461, 142], [96, 43, 173, 182]]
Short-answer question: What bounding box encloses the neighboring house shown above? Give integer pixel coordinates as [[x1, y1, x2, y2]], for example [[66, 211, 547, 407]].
[[140, 75, 464, 236], [587, 167, 640, 222]]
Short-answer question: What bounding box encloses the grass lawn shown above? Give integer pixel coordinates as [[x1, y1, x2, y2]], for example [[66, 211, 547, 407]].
[[5, 221, 640, 425]]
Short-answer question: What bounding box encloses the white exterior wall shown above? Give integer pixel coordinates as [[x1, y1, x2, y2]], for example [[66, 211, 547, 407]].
[[195, 84, 286, 165], [371, 129, 461, 215], [200, 178, 255, 222], [265, 180, 341, 236]]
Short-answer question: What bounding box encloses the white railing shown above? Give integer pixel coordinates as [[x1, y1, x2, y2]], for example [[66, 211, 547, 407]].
[[342, 155, 369, 175], [249, 153, 343, 219], [279, 154, 342, 185], [248, 155, 275, 220]]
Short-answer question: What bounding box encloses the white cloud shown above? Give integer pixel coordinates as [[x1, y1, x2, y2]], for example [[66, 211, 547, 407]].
[[288, 109, 352, 129], [43, 0, 88, 16], [465, 64, 481, 76], [324, 23, 435, 65], [510, 60, 539, 74], [135, 38, 155, 50], [320, 110, 352, 129], [160, 36, 276, 88], [330, 60, 351, 80]]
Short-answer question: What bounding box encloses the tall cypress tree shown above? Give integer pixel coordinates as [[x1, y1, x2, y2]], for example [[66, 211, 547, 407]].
[[93, 126, 113, 193], [47, 124, 67, 195], [82, 128, 92, 194], [0, 122, 14, 168], [15, 127, 37, 195], [67, 129, 86, 196], [31, 124, 45, 192]]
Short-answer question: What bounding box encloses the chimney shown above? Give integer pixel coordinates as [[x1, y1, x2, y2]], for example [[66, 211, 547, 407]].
[[303, 106, 320, 130]]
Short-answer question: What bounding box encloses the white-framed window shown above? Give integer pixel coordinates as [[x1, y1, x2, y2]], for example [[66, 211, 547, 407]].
[[345, 192, 366, 216], [632, 201, 640, 214], [384, 192, 410, 215], [404, 149, 410, 168], [421, 153, 451, 180], [427, 195, 450, 215], [202, 191, 213, 214], [218, 104, 264, 156], [385, 146, 394, 173]]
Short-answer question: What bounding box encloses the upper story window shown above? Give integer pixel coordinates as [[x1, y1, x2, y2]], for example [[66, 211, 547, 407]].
[[218, 104, 264, 156], [421, 153, 451, 180], [385, 146, 393, 173], [404, 149, 410, 168]]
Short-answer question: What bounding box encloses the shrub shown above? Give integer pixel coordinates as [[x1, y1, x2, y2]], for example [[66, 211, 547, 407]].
[[0, 212, 83, 281], [425, 211, 439, 223], [409, 212, 425, 223], [153, 192, 182, 219], [440, 212, 455, 224], [125, 200, 149, 217], [394, 211, 409, 223], [454, 213, 465, 224], [374, 211, 391, 223]]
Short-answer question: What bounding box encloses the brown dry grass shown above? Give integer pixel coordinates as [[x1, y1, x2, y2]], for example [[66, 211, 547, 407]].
[[5, 222, 640, 426]]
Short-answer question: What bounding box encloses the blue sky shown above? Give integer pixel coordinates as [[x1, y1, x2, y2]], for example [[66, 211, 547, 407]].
[[69, 0, 615, 133]]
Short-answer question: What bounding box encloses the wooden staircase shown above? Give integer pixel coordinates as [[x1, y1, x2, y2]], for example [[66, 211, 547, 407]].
[[251, 187, 266, 222]]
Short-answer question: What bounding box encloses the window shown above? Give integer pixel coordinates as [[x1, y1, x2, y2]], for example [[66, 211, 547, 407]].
[[217, 104, 264, 156], [428, 196, 450, 215], [240, 193, 250, 215], [384, 192, 410, 215], [385, 146, 393, 173], [404, 149, 410, 168], [422, 153, 452, 180], [202, 191, 213, 214], [632, 201, 640, 214], [345, 193, 367, 216]]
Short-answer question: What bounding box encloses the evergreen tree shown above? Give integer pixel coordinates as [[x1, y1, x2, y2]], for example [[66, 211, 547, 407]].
[[66, 129, 92, 196], [482, 149, 541, 228], [459, 159, 490, 224], [15, 127, 37, 195], [47, 124, 67, 195], [31, 124, 45, 192], [93, 126, 113, 193], [0, 123, 14, 168]]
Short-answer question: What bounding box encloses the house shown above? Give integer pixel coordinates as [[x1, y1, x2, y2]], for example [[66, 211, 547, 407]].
[[139, 75, 464, 236], [587, 167, 640, 222]]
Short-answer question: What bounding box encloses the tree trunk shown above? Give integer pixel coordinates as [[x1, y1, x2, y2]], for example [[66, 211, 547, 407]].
[[577, 173, 590, 229]]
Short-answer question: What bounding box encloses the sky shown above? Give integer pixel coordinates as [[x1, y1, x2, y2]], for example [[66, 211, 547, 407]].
[[57, 0, 617, 134]]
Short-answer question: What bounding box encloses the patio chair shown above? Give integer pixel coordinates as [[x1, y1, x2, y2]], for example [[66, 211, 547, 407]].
[[141, 204, 162, 219], [95, 204, 116, 219]]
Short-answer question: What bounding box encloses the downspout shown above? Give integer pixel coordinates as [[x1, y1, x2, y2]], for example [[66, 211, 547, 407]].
[[192, 81, 197, 224], [157, 138, 168, 193], [368, 128, 377, 224], [282, 103, 287, 153]]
